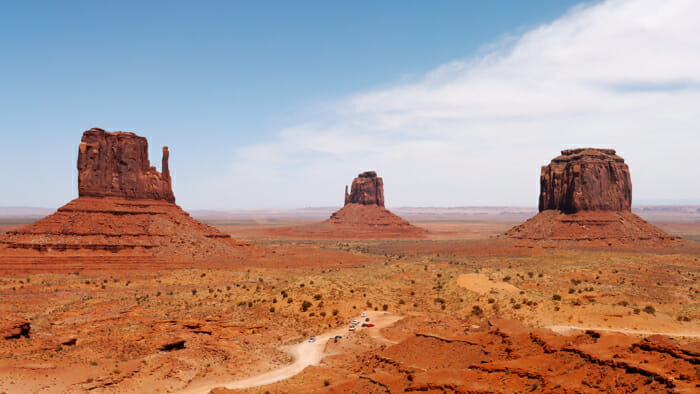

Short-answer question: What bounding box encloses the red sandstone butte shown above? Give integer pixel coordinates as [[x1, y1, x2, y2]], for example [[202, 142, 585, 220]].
[[326, 171, 425, 236], [506, 148, 677, 245], [0, 128, 246, 271], [78, 128, 175, 202], [539, 148, 631, 213], [344, 171, 385, 207]]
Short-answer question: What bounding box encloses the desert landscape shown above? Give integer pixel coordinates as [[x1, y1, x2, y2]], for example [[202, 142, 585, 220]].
[[3, 1, 700, 393], [0, 131, 698, 393]]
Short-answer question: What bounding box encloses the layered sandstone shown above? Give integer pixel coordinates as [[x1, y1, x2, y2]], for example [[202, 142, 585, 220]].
[[78, 128, 175, 202], [344, 171, 385, 207], [539, 148, 631, 213], [0, 128, 245, 269], [507, 148, 677, 245]]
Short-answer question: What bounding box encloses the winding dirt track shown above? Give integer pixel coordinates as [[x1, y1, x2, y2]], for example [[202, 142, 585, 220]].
[[184, 312, 402, 394]]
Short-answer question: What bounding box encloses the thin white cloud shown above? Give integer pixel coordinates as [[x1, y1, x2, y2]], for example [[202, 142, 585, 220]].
[[190, 0, 700, 209]]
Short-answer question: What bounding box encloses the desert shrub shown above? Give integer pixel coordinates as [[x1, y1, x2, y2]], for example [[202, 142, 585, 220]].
[[434, 298, 445, 304], [301, 300, 312, 312], [281, 290, 288, 298], [527, 272, 534, 278], [287, 298, 293, 303], [320, 311, 326, 317], [552, 294, 562, 301], [191, 289, 197, 295], [571, 279, 581, 285], [324, 379, 330, 387], [643, 305, 655, 314], [382, 304, 389, 311], [618, 300, 629, 307], [572, 299, 582, 306], [568, 288, 575, 294], [471, 305, 484, 316], [269, 307, 275, 312], [332, 309, 339, 316], [633, 308, 641, 314], [399, 299, 405, 305], [502, 276, 511, 282], [247, 302, 253, 307], [314, 294, 322, 300], [512, 304, 521, 310], [488, 298, 495, 304]]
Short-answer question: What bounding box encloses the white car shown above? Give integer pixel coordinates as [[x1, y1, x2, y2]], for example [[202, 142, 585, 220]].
[[361, 312, 367, 317], [352, 320, 360, 325]]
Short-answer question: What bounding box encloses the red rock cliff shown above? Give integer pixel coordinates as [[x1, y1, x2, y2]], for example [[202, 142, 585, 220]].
[[539, 148, 631, 213], [345, 171, 385, 207], [77, 128, 175, 203]]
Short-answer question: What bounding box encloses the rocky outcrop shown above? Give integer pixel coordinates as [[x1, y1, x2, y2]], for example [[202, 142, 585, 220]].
[[78, 128, 175, 203], [0, 128, 247, 267], [507, 148, 677, 245], [1, 319, 30, 339], [320, 171, 425, 238], [345, 171, 384, 207], [539, 148, 631, 213]]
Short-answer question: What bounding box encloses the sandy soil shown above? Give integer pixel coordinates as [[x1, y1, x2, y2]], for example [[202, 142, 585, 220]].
[[0, 217, 698, 393]]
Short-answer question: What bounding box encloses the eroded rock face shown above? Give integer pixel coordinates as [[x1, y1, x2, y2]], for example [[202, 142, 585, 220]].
[[345, 171, 384, 207], [78, 128, 175, 203], [539, 148, 631, 213]]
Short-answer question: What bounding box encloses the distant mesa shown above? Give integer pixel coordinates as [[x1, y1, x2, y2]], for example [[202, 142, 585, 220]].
[[344, 171, 385, 207], [506, 148, 678, 245], [325, 171, 426, 236], [0, 128, 245, 271]]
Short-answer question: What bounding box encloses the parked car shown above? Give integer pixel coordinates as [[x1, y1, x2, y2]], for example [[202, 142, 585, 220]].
[[334, 335, 342, 339], [352, 320, 360, 325], [349, 326, 356, 331], [308, 337, 316, 343], [366, 324, 375, 328], [365, 318, 370, 322], [361, 312, 367, 317], [361, 323, 368, 327]]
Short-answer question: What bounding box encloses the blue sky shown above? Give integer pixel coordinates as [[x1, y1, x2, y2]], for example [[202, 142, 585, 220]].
[[2, 0, 699, 209]]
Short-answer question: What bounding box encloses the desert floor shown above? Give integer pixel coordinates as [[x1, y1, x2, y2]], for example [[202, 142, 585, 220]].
[[0, 218, 699, 393]]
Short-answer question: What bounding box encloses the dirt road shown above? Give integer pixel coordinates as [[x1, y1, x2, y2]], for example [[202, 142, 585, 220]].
[[185, 311, 402, 393]]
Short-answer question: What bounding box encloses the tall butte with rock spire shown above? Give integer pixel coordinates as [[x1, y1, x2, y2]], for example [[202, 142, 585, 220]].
[[325, 171, 425, 236], [0, 128, 245, 271], [506, 148, 677, 245]]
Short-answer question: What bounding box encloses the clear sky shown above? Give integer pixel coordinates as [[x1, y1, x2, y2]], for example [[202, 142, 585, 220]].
[[1, 0, 698, 209]]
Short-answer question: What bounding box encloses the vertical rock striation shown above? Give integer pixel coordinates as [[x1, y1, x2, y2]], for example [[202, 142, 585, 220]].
[[78, 128, 175, 203], [345, 171, 385, 207], [538, 148, 631, 213]]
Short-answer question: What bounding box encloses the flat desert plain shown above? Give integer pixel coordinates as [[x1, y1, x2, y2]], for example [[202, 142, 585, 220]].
[[0, 207, 699, 393]]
